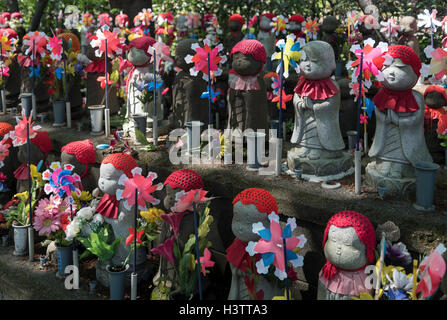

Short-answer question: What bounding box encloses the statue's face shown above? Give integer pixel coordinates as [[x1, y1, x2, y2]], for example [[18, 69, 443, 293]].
[[381, 58, 418, 91], [259, 16, 271, 30], [175, 39, 197, 71], [229, 20, 242, 32], [232, 52, 262, 76], [321, 17, 339, 33], [400, 17, 417, 35], [231, 201, 269, 242], [127, 46, 150, 67], [98, 163, 124, 195], [299, 44, 334, 80], [18, 143, 43, 164], [287, 21, 300, 31], [61, 152, 84, 176], [163, 184, 180, 211], [177, 16, 188, 30], [324, 226, 368, 270]]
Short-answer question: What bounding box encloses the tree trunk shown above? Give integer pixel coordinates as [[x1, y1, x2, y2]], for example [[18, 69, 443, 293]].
[[28, 0, 49, 31], [109, 0, 152, 24], [6, 0, 19, 12]]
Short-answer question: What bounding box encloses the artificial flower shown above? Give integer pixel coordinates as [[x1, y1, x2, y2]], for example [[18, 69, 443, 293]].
[[81, 12, 94, 28], [116, 168, 163, 211], [349, 81, 368, 101], [14, 191, 28, 201], [429, 47, 447, 80], [346, 11, 361, 27], [200, 86, 220, 102], [71, 190, 93, 209], [151, 235, 175, 265], [125, 227, 145, 246], [161, 211, 187, 237], [359, 14, 380, 30], [360, 114, 368, 125], [133, 8, 153, 27], [140, 207, 164, 224], [385, 268, 413, 292], [97, 72, 113, 89], [171, 189, 213, 213], [29, 64, 41, 78], [272, 34, 305, 78], [10, 110, 41, 147], [34, 209, 62, 236], [64, 13, 79, 30], [196, 248, 215, 276], [385, 241, 412, 266], [380, 18, 400, 39], [0, 140, 10, 168], [272, 90, 293, 110]]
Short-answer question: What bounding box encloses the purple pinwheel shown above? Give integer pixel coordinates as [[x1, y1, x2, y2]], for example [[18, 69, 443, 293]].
[[246, 212, 307, 280], [42, 161, 81, 199]]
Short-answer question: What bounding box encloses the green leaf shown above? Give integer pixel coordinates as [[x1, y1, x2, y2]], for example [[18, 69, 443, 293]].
[[80, 250, 92, 260], [173, 241, 181, 262], [183, 235, 196, 254], [135, 128, 149, 145]]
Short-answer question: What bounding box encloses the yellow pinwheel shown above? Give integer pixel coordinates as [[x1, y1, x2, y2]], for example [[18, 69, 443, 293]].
[[272, 34, 305, 78]]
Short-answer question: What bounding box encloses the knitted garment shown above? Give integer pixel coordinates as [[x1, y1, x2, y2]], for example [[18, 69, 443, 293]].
[[260, 12, 275, 21], [164, 169, 204, 191], [101, 153, 137, 178], [289, 14, 305, 23], [230, 39, 267, 65], [31, 131, 52, 154], [373, 87, 419, 113], [424, 85, 447, 107], [226, 238, 258, 272], [232, 188, 278, 215], [387, 45, 421, 78], [96, 193, 119, 219], [57, 33, 81, 53], [294, 76, 339, 100], [229, 69, 261, 91], [321, 211, 376, 281], [229, 13, 245, 26], [318, 267, 370, 296], [0, 122, 13, 144], [61, 139, 96, 165]]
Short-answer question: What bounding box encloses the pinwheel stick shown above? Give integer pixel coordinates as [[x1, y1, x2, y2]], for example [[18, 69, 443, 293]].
[[1, 42, 5, 114], [207, 52, 212, 126], [104, 39, 110, 137], [153, 54, 158, 146], [31, 39, 36, 120], [283, 237, 290, 300], [131, 188, 138, 300], [70, 201, 79, 283], [192, 201, 203, 300], [63, 46, 71, 128], [275, 50, 284, 177], [430, 18, 434, 48], [27, 122, 34, 261], [355, 52, 364, 195]]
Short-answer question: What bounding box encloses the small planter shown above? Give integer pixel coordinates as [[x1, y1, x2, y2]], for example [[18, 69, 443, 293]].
[[52, 100, 66, 126], [88, 105, 105, 136], [185, 121, 204, 156], [245, 131, 266, 171], [132, 113, 148, 136], [12, 222, 29, 256], [2, 234, 9, 247], [413, 161, 440, 211], [20, 93, 32, 117], [56, 244, 73, 277], [106, 264, 129, 300]]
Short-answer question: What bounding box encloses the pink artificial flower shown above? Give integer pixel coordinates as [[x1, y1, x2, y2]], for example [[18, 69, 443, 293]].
[[360, 114, 369, 124], [0, 140, 10, 165], [10, 110, 41, 147], [161, 87, 169, 95], [161, 211, 187, 237], [196, 248, 215, 276], [1, 66, 9, 78], [23, 31, 48, 58], [272, 91, 293, 110], [248, 14, 258, 28], [34, 209, 61, 236], [171, 189, 213, 213], [151, 235, 175, 265], [116, 168, 162, 211], [47, 33, 63, 61], [118, 56, 132, 73], [97, 73, 113, 89]]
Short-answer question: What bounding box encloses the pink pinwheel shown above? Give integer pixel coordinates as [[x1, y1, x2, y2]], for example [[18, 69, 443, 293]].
[[97, 73, 113, 89], [417, 9, 442, 32], [47, 33, 63, 61], [134, 8, 153, 27], [246, 213, 307, 280], [116, 168, 163, 211], [429, 47, 447, 80], [97, 13, 112, 27], [348, 38, 389, 81], [23, 31, 48, 58], [90, 28, 125, 59], [416, 244, 446, 299], [125, 227, 145, 246], [115, 12, 129, 28], [118, 57, 132, 73], [196, 248, 215, 276], [359, 14, 380, 30], [380, 18, 400, 39], [42, 162, 82, 199], [248, 14, 258, 28], [151, 235, 175, 265], [147, 41, 174, 72], [161, 211, 187, 237], [171, 189, 214, 213], [185, 38, 227, 81], [10, 110, 41, 147]]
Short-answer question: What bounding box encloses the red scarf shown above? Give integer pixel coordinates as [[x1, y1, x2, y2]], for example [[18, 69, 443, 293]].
[[321, 260, 368, 280], [226, 238, 259, 272], [96, 193, 119, 219], [84, 60, 106, 73], [373, 87, 419, 113], [229, 69, 261, 91], [294, 76, 339, 100]]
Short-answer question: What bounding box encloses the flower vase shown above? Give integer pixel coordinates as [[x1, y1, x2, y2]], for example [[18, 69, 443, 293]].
[[56, 244, 73, 278], [12, 222, 29, 256], [52, 100, 66, 127], [106, 264, 129, 300], [413, 161, 440, 211], [245, 131, 266, 171], [20, 93, 33, 117], [2, 234, 9, 247], [88, 105, 105, 136]]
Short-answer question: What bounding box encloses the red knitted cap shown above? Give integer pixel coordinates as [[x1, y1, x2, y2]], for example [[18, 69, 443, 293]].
[[424, 85, 447, 102], [387, 45, 421, 77], [1, 12, 10, 20], [289, 14, 305, 23], [164, 169, 204, 191], [102, 153, 137, 178], [230, 39, 267, 65], [30, 131, 52, 154], [61, 139, 96, 165], [323, 211, 376, 264], [232, 188, 278, 214], [260, 13, 275, 21], [229, 14, 245, 25], [128, 36, 156, 57], [0, 122, 13, 137]]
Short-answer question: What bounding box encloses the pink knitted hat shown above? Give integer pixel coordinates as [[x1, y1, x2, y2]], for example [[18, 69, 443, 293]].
[[387, 45, 421, 77], [61, 139, 96, 165], [232, 188, 278, 214], [230, 39, 267, 65], [164, 169, 204, 192], [229, 13, 245, 25], [102, 153, 137, 178]]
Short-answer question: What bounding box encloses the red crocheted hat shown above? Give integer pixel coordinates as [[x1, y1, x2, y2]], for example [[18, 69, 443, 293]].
[[229, 13, 245, 25], [102, 153, 137, 178], [232, 188, 278, 214], [323, 211, 376, 264], [387, 45, 421, 77], [128, 36, 156, 56], [289, 14, 305, 23], [11, 12, 21, 20], [30, 131, 52, 154], [164, 169, 204, 191], [61, 139, 96, 164], [0, 122, 13, 137], [230, 39, 267, 65], [424, 85, 447, 104], [260, 13, 275, 21], [1, 12, 10, 20]]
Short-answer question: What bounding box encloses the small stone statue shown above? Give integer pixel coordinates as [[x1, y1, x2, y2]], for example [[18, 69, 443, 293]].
[[257, 13, 275, 72], [319, 16, 341, 59], [94, 153, 146, 286], [61, 139, 99, 192], [366, 45, 432, 194], [225, 14, 245, 55], [318, 211, 376, 300], [398, 17, 420, 57], [171, 38, 209, 127], [14, 131, 52, 193], [227, 39, 269, 132], [288, 41, 351, 179], [226, 188, 283, 300], [0, 122, 16, 191], [287, 15, 306, 40], [176, 14, 189, 40]]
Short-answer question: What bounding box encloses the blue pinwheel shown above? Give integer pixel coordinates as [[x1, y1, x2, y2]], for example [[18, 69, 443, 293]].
[[201, 87, 220, 102], [55, 67, 64, 80], [365, 97, 375, 119], [29, 64, 41, 79]]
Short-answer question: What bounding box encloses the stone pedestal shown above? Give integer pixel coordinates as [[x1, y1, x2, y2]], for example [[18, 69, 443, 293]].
[[365, 161, 416, 196], [287, 147, 354, 182]]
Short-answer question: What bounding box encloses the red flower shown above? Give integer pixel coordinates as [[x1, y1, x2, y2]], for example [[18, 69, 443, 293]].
[[272, 91, 293, 109], [161, 211, 187, 237], [125, 227, 145, 246], [151, 235, 175, 265], [60, 213, 70, 231]]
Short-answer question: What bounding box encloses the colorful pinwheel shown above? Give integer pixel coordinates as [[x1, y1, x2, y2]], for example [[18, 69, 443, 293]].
[[428, 47, 447, 80], [171, 189, 214, 213], [115, 12, 129, 28], [23, 31, 48, 58], [97, 13, 112, 27], [185, 38, 227, 81], [81, 12, 94, 28], [97, 72, 113, 89], [47, 33, 63, 61], [246, 213, 307, 280], [272, 34, 305, 78], [417, 9, 442, 32], [264, 72, 280, 94], [416, 244, 446, 299], [147, 41, 174, 72], [90, 28, 124, 59], [10, 110, 41, 147], [380, 18, 400, 39], [302, 18, 319, 40], [272, 15, 288, 35], [0, 33, 13, 54], [134, 8, 153, 27], [272, 91, 293, 110], [42, 162, 82, 199], [116, 167, 163, 211]]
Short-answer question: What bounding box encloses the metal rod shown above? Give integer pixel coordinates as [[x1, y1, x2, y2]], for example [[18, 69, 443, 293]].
[[193, 201, 203, 300], [283, 237, 290, 300], [153, 54, 158, 146], [27, 122, 34, 261], [207, 52, 212, 126]]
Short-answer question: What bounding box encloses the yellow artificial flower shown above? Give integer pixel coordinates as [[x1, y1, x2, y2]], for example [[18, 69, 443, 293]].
[[128, 33, 142, 42], [71, 190, 93, 209], [140, 208, 164, 224], [14, 191, 29, 201]]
